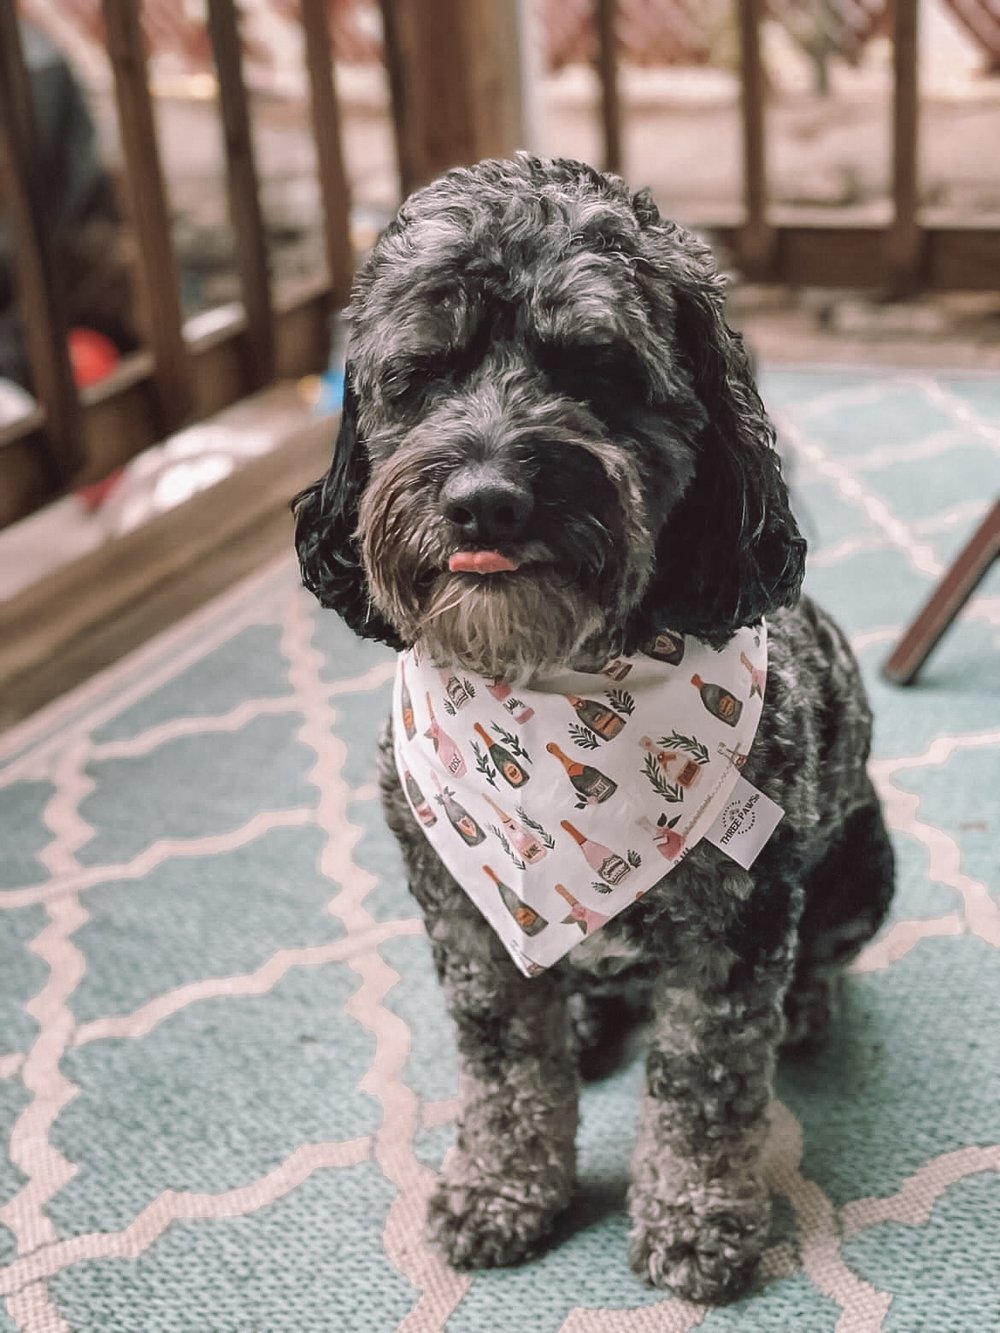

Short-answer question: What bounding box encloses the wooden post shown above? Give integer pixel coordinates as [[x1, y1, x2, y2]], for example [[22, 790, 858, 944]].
[[380, 0, 524, 191], [102, 0, 192, 431], [301, 0, 354, 310], [206, 0, 275, 388], [886, 0, 922, 288], [737, 0, 774, 273], [0, 0, 84, 486], [595, 0, 623, 176]]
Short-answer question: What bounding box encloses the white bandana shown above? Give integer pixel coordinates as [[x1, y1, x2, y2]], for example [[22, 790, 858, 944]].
[[392, 624, 769, 976]]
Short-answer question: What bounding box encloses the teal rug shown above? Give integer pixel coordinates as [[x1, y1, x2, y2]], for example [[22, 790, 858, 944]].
[[1, 367, 998, 1332]]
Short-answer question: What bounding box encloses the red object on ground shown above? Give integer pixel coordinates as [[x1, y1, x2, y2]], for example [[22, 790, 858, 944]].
[[68, 327, 120, 388], [69, 329, 124, 511], [448, 551, 521, 574]]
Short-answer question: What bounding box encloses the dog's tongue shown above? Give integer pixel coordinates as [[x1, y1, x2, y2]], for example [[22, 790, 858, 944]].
[[449, 550, 521, 574]]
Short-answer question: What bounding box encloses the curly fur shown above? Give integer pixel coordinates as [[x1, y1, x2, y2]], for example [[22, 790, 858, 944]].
[[294, 154, 894, 1303]]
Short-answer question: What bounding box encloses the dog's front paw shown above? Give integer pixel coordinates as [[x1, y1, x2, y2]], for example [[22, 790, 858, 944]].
[[428, 1155, 571, 1270], [628, 1182, 769, 1304]]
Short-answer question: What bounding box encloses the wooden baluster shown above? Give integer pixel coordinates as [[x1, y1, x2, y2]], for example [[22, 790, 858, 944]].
[[206, 0, 275, 388], [737, 0, 775, 274], [887, 0, 922, 289], [301, 0, 354, 310], [0, 0, 83, 485], [102, 0, 192, 432], [595, 0, 623, 176]]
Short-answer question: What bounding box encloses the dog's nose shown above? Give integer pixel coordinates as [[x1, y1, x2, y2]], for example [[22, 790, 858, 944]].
[[439, 464, 533, 545]]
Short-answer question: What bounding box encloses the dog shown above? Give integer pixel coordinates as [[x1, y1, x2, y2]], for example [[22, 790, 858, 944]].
[[293, 154, 895, 1304]]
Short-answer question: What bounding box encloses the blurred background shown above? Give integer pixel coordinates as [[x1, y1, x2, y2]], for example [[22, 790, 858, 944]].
[[1, 0, 999, 719]]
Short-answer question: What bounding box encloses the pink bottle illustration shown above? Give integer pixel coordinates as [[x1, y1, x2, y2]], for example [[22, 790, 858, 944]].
[[638, 814, 686, 861], [554, 883, 609, 935], [483, 795, 548, 864], [739, 651, 765, 699], [424, 692, 466, 776], [486, 679, 534, 724], [560, 820, 632, 886]]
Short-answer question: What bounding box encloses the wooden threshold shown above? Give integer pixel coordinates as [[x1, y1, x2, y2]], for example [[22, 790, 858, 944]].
[[0, 409, 333, 733]]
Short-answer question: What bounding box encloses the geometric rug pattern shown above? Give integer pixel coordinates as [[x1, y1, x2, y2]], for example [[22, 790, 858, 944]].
[[1, 367, 998, 1331]]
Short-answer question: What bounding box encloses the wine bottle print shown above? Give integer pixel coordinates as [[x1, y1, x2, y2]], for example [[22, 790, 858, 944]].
[[486, 679, 534, 724], [474, 723, 529, 787], [645, 631, 685, 664], [739, 651, 765, 699], [564, 694, 626, 740], [483, 864, 547, 936], [403, 770, 436, 827], [483, 794, 548, 864], [560, 820, 631, 887], [554, 883, 609, 935], [431, 773, 485, 846], [546, 742, 617, 805], [690, 674, 742, 726], [424, 692, 466, 775], [399, 660, 417, 739]]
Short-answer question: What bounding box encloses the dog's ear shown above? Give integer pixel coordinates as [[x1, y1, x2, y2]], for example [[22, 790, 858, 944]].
[[292, 373, 404, 648], [634, 223, 806, 642]]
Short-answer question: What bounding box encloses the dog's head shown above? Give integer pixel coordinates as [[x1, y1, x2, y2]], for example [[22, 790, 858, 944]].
[[294, 154, 805, 678]]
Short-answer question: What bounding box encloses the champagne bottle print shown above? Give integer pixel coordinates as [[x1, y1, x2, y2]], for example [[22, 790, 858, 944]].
[[638, 813, 685, 861], [739, 651, 765, 699], [645, 631, 685, 664], [560, 820, 631, 886], [564, 694, 626, 740], [424, 693, 466, 775], [546, 742, 617, 805], [403, 770, 436, 827], [483, 794, 548, 864], [486, 679, 534, 723], [639, 736, 701, 789], [431, 773, 485, 846], [483, 864, 547, 936], [474, 723, 529, 788], [439, 669, 474, 711], [399, 660, 417, 739], [554, 883, 609, 935], [690, 674, 742, 727], [717, 740, 749, 770], [601, 658, 632, 682]]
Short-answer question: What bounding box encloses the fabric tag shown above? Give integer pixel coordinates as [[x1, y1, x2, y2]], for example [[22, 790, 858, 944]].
[[703, 775, 784, 869]]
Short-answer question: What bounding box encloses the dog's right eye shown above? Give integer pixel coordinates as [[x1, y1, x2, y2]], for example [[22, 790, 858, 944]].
[[536, 341, 645, 403], [380, 353, 451, 405]]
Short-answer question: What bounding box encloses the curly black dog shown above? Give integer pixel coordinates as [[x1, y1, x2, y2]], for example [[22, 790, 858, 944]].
[[294, 154, 894, 1303]]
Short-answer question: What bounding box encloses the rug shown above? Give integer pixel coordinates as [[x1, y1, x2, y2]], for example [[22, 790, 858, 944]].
[[1, 367, 998, 1333]]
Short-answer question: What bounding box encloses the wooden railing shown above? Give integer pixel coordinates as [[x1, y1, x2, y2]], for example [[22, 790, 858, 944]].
[[1, 0, 998, 535], [0, 0, 352, 531], [594, 0, 1000, 291]]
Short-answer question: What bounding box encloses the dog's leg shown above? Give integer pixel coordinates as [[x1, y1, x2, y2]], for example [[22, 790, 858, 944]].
[[783, 788, 895, 1051], [379, 732, 578, 1270], [628, 871, 799, 1303], [425, 908, 578, 1269]]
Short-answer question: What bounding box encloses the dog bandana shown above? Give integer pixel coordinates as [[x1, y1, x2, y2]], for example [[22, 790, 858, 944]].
[[392, 624, 774, 976]]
